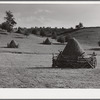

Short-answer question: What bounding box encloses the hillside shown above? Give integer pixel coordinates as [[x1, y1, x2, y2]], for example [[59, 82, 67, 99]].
[[0, 32, 65, 54], [18, 27, 100, 48], [0, 28, 99, 88], [69, 27, 100, 46]]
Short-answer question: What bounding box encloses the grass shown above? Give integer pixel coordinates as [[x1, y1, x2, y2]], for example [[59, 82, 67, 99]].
[[71, 27, 100, 46], [0, 28, 100, 88], [0, 67, 100, 88]]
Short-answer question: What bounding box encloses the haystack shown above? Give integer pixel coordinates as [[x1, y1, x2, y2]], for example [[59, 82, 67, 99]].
[[62, 38, 86, 57], [7, 40, 19, 48], [52, 37, 97, 68], [43, 38, 51, 45]]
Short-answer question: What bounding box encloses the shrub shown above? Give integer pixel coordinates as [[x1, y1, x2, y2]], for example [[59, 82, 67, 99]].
[[24, 32, 30, 37], [52, 32, 57, 39], [98, 41, 100, 46], [57, 36, 65, 43], [16, 27, 22, 33], [32, 29, 37, 35], [40, 30, 46, 37], [1, 22, 12, 32], [65, 35, 72, 42], [24, 30, 30, 37]]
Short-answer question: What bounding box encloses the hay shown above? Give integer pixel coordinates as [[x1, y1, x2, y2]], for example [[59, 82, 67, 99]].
[[7, 40, 19, 48], [43, 38, 51, 45], [62, 38, 86, 57]]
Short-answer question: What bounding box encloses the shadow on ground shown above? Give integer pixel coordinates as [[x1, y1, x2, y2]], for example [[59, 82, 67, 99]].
[[52, 43, 66, 45], [39, 43, 66, 45], [0, 46, 18, 49], [89, 48, 100, 51], [39, 43, 51, 45], [0, 46, 7, 48], [14, 36, 24, 39], [26, 67, 92, 69]]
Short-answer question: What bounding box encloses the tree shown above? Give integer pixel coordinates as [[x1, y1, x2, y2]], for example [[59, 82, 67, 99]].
[[75, 22, 83, 29], [2, 11, 17, 32], [79, 22, 83, 28]]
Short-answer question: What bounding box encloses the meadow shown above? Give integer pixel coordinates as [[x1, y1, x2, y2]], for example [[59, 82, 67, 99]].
[[0, 27, 100, 88]]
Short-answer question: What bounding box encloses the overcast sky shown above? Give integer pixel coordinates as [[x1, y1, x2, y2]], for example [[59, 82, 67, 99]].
[[0, 4, 100, 28]]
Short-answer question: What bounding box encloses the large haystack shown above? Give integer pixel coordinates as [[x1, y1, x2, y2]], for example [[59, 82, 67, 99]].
[[7, 40, 19, 48], [52, 38, 97, 68], [43, 38, 51, 45], [62, 38, 86, 57]]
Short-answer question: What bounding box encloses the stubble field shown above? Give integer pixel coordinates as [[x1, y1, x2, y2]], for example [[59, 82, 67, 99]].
[[0, 32, 100, 88]]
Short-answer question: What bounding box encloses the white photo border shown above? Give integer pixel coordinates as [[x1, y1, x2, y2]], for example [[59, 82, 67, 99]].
[[0, 1, 100, 99]]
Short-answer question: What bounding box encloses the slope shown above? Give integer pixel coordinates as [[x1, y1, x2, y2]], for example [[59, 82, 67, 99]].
[[70, 27, 100, 46]]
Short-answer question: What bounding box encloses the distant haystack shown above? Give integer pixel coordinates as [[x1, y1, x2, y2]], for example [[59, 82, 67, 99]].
[[7, 40, 19, 48], [43, 38, 51, 45]]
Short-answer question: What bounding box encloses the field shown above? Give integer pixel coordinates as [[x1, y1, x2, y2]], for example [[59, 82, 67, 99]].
[[0, 28, 100, 88]]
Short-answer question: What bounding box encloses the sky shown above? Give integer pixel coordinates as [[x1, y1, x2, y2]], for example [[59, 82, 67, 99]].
[[0, 4, 100, 28]]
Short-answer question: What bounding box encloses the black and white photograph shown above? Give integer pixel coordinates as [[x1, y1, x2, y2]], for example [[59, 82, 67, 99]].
[[0, 2, 100, 89]]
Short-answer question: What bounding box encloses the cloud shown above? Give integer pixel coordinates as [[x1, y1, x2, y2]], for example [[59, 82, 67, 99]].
[[14, 12, 21, 18], [16, 9, 55, 27], [34, 9, 52, 15], [0, 12, 5, 23], [16, 14, 62, 28]]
